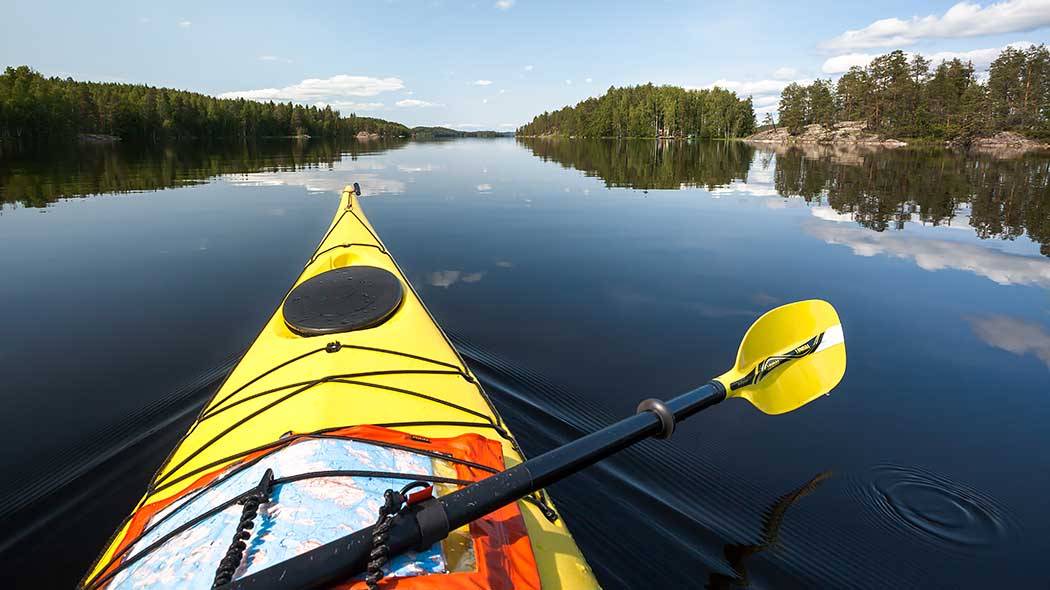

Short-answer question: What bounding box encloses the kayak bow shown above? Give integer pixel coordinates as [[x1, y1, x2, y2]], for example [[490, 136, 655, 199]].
[[82, 184, 599, 590]]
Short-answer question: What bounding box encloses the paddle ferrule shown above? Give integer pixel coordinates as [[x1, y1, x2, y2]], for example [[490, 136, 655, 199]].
[[636, 381, 725, 439]]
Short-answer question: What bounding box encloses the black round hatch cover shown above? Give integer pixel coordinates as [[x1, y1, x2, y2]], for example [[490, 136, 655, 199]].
[[283, 266, 404, 336]]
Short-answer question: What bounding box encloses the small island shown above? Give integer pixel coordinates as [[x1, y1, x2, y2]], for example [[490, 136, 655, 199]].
[[516, 84, 756, 139], [746, 47, 1050, 151]]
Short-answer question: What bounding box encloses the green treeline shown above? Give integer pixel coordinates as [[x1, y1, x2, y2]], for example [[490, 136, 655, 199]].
[[517, 84, 756, 139], [777, 46, 1050, 140], [0, 66, 409, 142], [410, 126, 513, 138]]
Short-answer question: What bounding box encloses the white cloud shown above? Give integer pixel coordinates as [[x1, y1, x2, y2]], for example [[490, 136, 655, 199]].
[[476, 183, 493, 192], [482, 98, 489, 103], [495, 0, 515, 9], [822, 53, 878, 74], [318, 100, 385, 111], [259, 55, 293, 64], [807, 223, 1050, 288], [585, 77, 593, 83], [498, 88, 507, 94], [773, 67, 799, 80], [471, 79, 493, 86], [524, 64, 534, 71], [177, 20, 192, 27], [219, 75, 404, 110], [395, 98, 439, 107], [928, 41, 1036, 68], [700, 78, 812, 95], [969, 314, 1050, 367], [565, 79, 573, 85], [821, 0, 1050, 51], [695, 77, 812, 115], [822, 41, 1036, 73], [752, 95, 781, 107]]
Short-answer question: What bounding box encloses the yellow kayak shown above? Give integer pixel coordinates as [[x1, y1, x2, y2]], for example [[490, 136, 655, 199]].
[[82, 185, 598, 590]]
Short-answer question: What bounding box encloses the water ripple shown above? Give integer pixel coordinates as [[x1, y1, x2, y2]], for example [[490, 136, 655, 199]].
[[850, 464, 1017, 552]]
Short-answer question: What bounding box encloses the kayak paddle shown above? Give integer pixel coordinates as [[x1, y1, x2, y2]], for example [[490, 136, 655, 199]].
[[222, 299, 846, 590]]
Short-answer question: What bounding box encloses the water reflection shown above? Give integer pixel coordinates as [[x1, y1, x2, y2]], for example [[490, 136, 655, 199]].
[[519, 138, 1050, 257], [0, 139, 406, 208], [806, 223, 1050, 288], [427, 270, 485, 288], [518, 138, 752, 190], [968, 315, 1050, 368]]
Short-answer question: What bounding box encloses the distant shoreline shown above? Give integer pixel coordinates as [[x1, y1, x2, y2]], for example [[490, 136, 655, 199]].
[[515, 135, 746, 140]]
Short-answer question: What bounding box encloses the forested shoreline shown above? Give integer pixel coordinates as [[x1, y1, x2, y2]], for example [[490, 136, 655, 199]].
[[775, 46, 1050, 141], [516, 84, 756, 139], [0, 66, 409, 143]]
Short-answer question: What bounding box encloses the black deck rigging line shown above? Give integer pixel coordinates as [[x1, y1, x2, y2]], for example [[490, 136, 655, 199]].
[[374, 420, 511, 439], [197, 346, 328, 423], [308, 242, 386, 266], [84, 470, 474, 590], [199, 369, 468, 423], [344, 208, 387, 255], [312, 209, 349, 259], [332, 343, 470, 376], [205, 376, 493, 427], [201, 342, 469, 422], [155, 369, 473, 490]]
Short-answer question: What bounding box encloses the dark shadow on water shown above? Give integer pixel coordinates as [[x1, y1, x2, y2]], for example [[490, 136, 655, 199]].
[[706, 471, 831, 589]]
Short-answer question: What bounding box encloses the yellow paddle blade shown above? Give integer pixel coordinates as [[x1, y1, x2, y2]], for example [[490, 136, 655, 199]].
[[715, 300, 845, 415]]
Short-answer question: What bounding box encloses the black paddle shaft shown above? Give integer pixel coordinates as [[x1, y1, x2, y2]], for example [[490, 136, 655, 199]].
[[224, 381, 726, 590]]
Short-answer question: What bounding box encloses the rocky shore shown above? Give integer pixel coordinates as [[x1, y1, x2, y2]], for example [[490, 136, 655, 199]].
[[956, 131, 1050, 152], [746, 122, 1050, 154], [745, 121, 906, 147]]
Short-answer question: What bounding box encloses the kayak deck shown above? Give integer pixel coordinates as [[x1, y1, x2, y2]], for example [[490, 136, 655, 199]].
[[84, 187, 598, 589]]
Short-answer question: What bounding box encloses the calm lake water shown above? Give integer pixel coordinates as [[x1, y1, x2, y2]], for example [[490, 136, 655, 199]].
[[1, 137, 1048, 589]]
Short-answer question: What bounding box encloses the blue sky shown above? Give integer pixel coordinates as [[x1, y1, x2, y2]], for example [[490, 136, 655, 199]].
[[4, 0, 1050, 129]]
